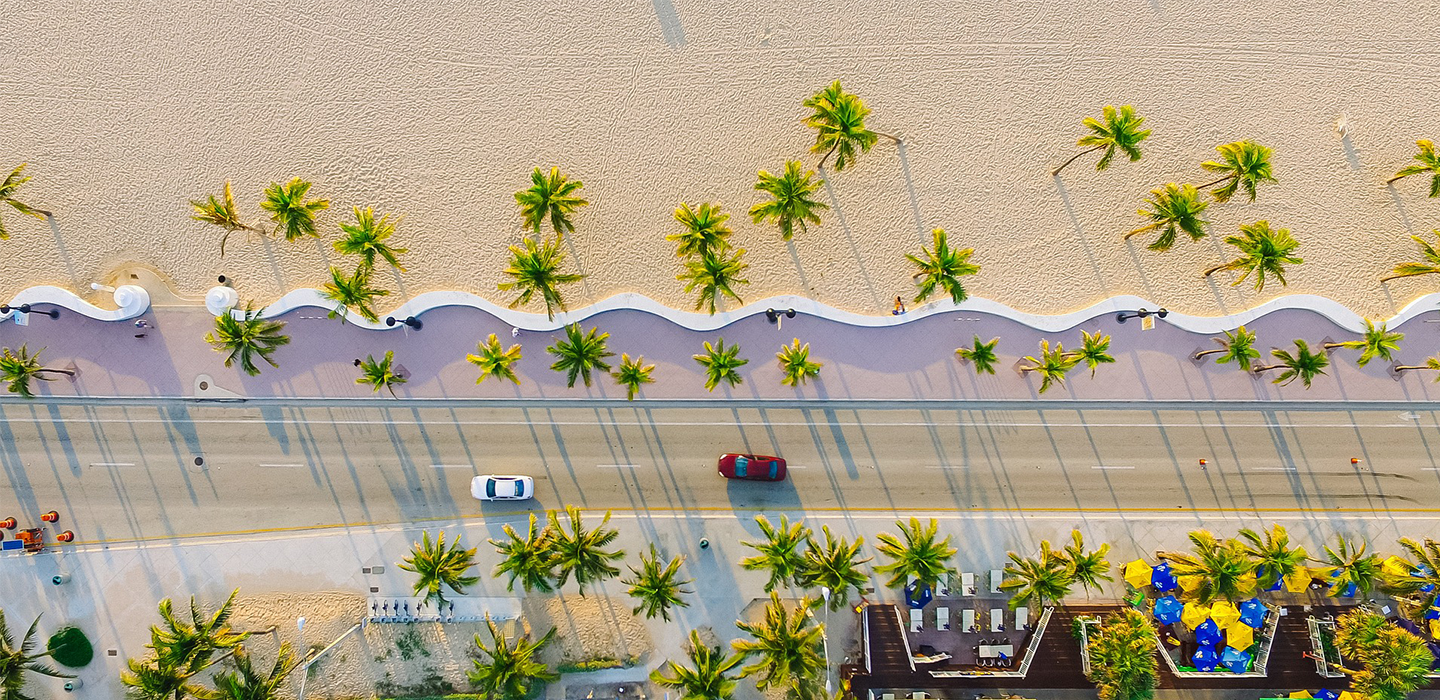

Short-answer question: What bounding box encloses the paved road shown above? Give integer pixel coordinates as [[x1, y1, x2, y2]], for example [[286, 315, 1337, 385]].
[[2, 400, 1439, 542]]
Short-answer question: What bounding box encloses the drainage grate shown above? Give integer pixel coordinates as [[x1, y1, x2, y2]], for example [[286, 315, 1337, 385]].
[[362, 567, 371, 574], [372, 565, 384, 574], [370, 586, 380, 593], [107, 649, 118, 657]]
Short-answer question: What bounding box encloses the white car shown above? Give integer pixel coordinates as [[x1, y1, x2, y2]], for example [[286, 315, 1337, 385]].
[[471, 475, 535, 501]]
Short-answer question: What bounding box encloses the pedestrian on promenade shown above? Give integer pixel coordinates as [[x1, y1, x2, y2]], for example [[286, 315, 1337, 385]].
[[134, 318, 149, 338], [892, 296, 907, 315]]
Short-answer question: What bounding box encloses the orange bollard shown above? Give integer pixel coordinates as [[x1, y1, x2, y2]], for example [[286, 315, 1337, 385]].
[[0, 517, 14, 529], [1350, 458, 1362, 465], [56, 531, 74, 543], [40, 511, 59, 523]]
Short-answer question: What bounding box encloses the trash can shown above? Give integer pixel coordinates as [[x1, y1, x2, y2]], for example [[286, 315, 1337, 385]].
[[52, 574, 67, 585], [63, 678, 83, 692]]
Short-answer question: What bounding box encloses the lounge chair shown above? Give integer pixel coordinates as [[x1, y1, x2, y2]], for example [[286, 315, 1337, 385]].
[[990, 569, 1003, 593], [910, 607, 923, 632], [961, 608, 976, 632], [990, 608, 1003, 632], [937, 606, 950, 630]]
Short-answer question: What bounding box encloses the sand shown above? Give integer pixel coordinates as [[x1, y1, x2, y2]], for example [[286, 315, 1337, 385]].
[[5, 0, 1440, 321]]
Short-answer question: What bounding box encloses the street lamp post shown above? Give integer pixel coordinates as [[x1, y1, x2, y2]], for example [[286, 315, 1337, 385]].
[[0, 304, 59, 319], [1115, 307, 1167, 324], [818, 587, 833, 696], [385, 316, 422, 330]]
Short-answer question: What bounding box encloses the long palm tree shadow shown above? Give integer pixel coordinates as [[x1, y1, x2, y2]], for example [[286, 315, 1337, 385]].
[[1340, 132, 1362, 171], [45, 216, 81, 288], [785, 240, 816, 299], [1053, 177, 1111, 294], [1122, 240, 1162, 303], [260, 236, 288, 292], [818, 170, 882, 311], [559, 232, 598, 306], [895, 142, 927, 241], [1386, 187, 1417, 235]]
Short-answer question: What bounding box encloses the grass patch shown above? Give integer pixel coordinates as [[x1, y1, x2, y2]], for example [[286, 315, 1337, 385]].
[[556, 654, 640, 674], [47, 627, 93, 668]]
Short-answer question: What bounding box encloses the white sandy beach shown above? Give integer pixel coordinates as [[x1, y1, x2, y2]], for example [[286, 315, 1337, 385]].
[[4, 0, 1440, 319]]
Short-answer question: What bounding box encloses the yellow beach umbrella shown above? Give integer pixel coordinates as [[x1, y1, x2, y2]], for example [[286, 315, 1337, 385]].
[[1338, 692, 1360, 700], [1430, 619, 1440, 639], [1182, 602, 1211, 629], [1382, 555, 1412, 577], [1227, 621, 1254, 650], [1178, 575, 1204, 594], [1289, 691, 1313, 699], [1124, 560, 1153, 588], [1283, 567, 1311, 593], [1211, 600, 1241, 628], [1237, 570, 1257, 594]]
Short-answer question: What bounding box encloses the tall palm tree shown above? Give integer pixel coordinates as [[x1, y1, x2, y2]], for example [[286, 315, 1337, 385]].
[[1000, 542, 1073, 610], [1316, 534, 1381, 597], [804, 81, 896, 171], [873, 517, 957, 593], [776, 339, 822, 387], [1162, 531, 1253, 604], [499, 236, 585, 321], [1387, 537, 1440, 614], [355, 350, 405, 397], [204, 304, 290, 377], [906, 228, 980, 305], [669, 203, 733, 258], [333, 207, 408, 272], [1341, 616, 1433, 700], [547, 323, 614, 388], [1393, 353, 1440, 380], [1124, 183, 1210, 252], [1068, 330, 1115, 378], [732, 593, 826, 700], [694, 338, 748, 391], [1324, 320, 1403, 367], [0, 163, 51, 241], [1021, 340, 1078, 395], [1086, 608, 1159, 700], [955, 335, 1000, 375], [797, 526, 871, 611], [611, 353, 655, 400], [1238, 524, 1308, 590], [651, 630, 744, 700], [467, 334, 523, 385], [398, 530, 479, 607], [468, 617, 558, 700], [1, 611, 71, 699], [548, 505, 624, 595], [623, 544, 693, 622], [210, 643, 298, 700], [515, 166, 589, 236], [1252, 339, 1329, 388], [751, 161, 829, 242], [1193, 326, 1260, 371], [0, 345, 75, 398], [259, 177, 329, 242], [1060, 530, 1113, 595], [678, 248, 749, 314], [488, 513, 556, 593], [147, 589, 248, 674], [1381, 230, 1440, 282], [321, 265, 388, 323], [190, 181, 262, 256], [1203, 220, 1302, 291], [1199, 140, 1276, 202], [1388, 139, 1440, 196], [120, 657, 207, 700], [1052, 105, 1151, 176], [741, 515, 813, 593]]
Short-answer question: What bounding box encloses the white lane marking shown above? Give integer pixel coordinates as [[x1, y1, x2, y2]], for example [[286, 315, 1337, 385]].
[[787, 465, 810, 469], [1092, 465, 1135, 470], [258, 463, 305, 468], [926, 464, 965, 470], [430, 464, 473, 469], [1421, 467, 1440, 471], [597, 464, 640, 469], [1251, 467, 1299, 472], [89, 462, 136, 467]]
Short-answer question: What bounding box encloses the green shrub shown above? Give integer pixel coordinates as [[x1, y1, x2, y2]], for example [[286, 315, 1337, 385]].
[[47, 627, 93, 668], [556, 654, 639, 674]]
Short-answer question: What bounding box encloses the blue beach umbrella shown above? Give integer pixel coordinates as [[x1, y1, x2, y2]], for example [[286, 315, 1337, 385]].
[[1424, 606, 1440, 621], [1239, 598, 1267, 628], [1154, 595, 1183, 624], [904, 581, 933, 609], [1313, 689, 1339, 700], [1192, 646, 1220, 672], [1196, 618, 1222, 647], [1152, 561, 1179, 592], [1221, 646, 1251, 674]]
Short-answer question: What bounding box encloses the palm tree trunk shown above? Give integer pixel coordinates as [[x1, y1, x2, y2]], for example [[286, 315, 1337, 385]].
[[1387, 173, 1411, 185], [817, 143, 839, 170], [1198, 175, 1231, 190], [1393, 365, 1435, 372], [1251, 364, 1282, 375], [1051, 146, 1104, 176], [1380, 271, 1429, 283], [1321, 343, 1346, 351], [1192, 348, 1227, 360], [35, 367, 74, 378], [1202, 263, 1231, 277], [871, 130, 903, 145], [1123, 222, 1160, 241]]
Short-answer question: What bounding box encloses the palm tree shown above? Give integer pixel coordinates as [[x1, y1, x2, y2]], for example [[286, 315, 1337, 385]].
[[1086, 609, 1159, 700], [147, 589, 248, 674], [0, 163, 51, 241], [1203, 220, 1302, 291], [0, 345, 75, 398], [467, 334, 523, 385], [1124, 183, 1210, 252], [1193, 326, 1260, 371], [1335, 609, 1432, 700], [1393, 353, 1440, 380], [499, 236, 585, 321], [1381, 230, 1440, 282], [623, 544, 693, 621], [651, 630, 743, 700], [1021, 340, 1078, 395], [955, 335, 1000, 375], [1238, 524, 1307, 590], [797, 526, 871, 611], [751, 161, 829, 242], [488, 513, 556, 593], [515, 166, 588, 236], [120, 657, 207, 700], [1387, 538, 1440, 614], [1068, 330, 1115, 378], [1387, 139, 1440, 196], [669, 203, 733, 258], [1052, 105, 1151, 176], [547, 323, 614, 388], [907, 227, 980, 305], [1316, 534, 1381, 597], [1199, 140, 1276, 203], [204, 304, 290, 377], [873, 517, 957, 593], [548, 505, 624, 595], [333, 207, 408, 272], [1060, 529, 1113, 595], [611, 353, 655, 400], [741, 515, 813, 593], [468, 617, 558, 700], [804, 81, 897, 171], [259, 177, 329, 242], [355, 350, 406, 397], [694, 338, 748, 391], [1324, 319, 1403, 367], [321, 265, 389, 323], [190, 181, 262, 256], [678, 248, 749, 314], [1161, 531, 1252, 603], [1252, 339, 1329, 388], [0, 611, 71, 699], [210, 643, 298, 700], [777, 339, 822, 387], [732, 593, 826, 700], [1000, 542, 1072, 610], [398, 530, 479, 607]]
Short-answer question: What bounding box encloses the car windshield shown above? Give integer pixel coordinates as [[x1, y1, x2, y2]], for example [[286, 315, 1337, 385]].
[[485, 479, 497, 498], [734, 455, 748, 477]]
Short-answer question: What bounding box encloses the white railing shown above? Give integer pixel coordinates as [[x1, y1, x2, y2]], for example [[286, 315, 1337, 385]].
[[1076, 616, 1101, 676], [1306, 616, 1346, 678], [1250, 603, 1283, 674], [295, 621, 363, 700]]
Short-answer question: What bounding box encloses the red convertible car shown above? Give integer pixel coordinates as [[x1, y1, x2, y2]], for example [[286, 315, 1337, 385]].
[[717, 453, 787, 481]]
